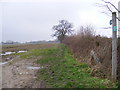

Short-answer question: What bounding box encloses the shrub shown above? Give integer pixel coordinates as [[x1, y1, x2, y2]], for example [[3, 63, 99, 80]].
[[63, 25, 112, 79]]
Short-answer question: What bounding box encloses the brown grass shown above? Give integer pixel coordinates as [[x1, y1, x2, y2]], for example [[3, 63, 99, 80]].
[[2, 43, 59, 53], [63, 25, 112, 79]]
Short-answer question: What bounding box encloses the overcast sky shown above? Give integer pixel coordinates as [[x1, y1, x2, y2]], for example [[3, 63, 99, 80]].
[[0, 0, 119, 42]]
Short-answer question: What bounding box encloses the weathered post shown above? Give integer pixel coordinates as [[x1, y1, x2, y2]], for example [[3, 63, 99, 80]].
[[112, 12, 117, 81], [117, 1, 120, 81]]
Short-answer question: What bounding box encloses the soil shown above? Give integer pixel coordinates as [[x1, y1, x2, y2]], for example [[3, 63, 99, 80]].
[[2, 55, 45, 88], [0, 44, 59, 88], [2, 43, 58, 53]]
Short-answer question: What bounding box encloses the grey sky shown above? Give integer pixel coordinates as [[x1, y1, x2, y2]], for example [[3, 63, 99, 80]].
[[0, 0, 119, 42]]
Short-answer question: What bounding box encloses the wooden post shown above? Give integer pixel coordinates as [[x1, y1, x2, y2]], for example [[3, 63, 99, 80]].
[[90, 50, 101, 65], [117, 1, 120, 81], [112, 12, 117, 81]]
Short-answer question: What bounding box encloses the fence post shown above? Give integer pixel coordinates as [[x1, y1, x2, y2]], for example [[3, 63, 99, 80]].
[[117, 1, 120, 81], [112, 12, 117, 82]]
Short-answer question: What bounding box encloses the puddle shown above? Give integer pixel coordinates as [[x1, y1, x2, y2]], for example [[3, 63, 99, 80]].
[[0, 59, 14, 65], [1, 50, 27, 56], [0, 56, 19, 65], [27, 66, 43, 70], [1, 52, 15, 56], [17, 51, 27, 53], [0, 62, 8, 65]]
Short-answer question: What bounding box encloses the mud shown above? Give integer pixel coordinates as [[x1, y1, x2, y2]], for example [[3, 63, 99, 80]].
[[2, 56, 45, 88]]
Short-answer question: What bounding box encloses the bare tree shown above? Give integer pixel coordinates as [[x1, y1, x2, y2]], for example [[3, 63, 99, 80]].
[[97, 0, 120, 81], [97, 0, 120, 21], [52, 20, 74, 43]]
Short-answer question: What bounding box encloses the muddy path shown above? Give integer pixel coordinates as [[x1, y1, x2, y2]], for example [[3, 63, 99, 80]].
[[2, 55, 45, 88]]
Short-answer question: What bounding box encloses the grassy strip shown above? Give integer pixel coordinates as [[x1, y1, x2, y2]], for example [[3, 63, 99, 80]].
[[21, 44, 116, 88], [35, 45, 116, 88]]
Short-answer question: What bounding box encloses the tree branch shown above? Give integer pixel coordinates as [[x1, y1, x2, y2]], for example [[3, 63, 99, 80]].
[[116, 17, 120, 21], [106, 5, 112, 13], [101, 0, 120, 21], [102, 0, 120, 13]]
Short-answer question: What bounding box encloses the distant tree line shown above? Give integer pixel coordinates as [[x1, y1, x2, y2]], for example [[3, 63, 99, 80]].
[[1, 40, 20, 45], [1, 40, 59, 45], [25, 40, 59, 44]]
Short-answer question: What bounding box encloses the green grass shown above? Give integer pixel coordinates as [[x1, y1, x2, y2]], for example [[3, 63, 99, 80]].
[[21, 44, 117, 88]]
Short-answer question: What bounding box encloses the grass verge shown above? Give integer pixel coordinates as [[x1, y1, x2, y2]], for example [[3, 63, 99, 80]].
[[21, 44, 116, 88]]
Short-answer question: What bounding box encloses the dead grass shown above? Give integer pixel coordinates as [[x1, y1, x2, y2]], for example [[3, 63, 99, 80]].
[[2, 43, 59, 53], [63, 25, 112, 79]]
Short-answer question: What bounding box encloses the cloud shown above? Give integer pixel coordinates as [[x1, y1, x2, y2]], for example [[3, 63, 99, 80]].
[[0, 0, 100, 3], [2, 0, 116, 42], [3, 2, 89, 42]]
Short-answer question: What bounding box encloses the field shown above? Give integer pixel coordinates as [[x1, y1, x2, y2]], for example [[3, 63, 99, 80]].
[[2, 43, 58, 52], [1, 43, 58, 88], [1, 43, 118, 88]]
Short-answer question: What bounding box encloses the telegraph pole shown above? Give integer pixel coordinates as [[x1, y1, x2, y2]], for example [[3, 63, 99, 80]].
[[112, 12, 117, 81]]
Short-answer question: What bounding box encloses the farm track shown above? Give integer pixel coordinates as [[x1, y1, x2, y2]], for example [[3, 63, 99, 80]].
[[1, 44, 58, 88], [2, 55, 45, 88]]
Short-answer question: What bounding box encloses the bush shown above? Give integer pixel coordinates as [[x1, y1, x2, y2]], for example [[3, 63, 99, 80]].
[[63, 25, 112, 79], [63, 25, 95, 60]]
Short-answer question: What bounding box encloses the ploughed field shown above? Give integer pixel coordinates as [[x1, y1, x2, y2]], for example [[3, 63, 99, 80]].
[[2, 44, 58, 63], [2, 43, 58, 53]]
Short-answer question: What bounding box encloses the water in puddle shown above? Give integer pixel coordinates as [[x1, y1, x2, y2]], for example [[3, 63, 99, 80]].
[[0, 62, 8, 65], [17, 51, 27, 53], [0, 50, 27, 65], [1, 50, 27, 56], [27, 66, 43, 70], [1, 52, 15, 56]]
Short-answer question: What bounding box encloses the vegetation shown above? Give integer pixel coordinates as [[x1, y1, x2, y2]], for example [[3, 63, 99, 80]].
[[52, 20, 74, 43], [21, 44, 116, 88], [63, 25, 112, 79], [2, 43, 58, 52]]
